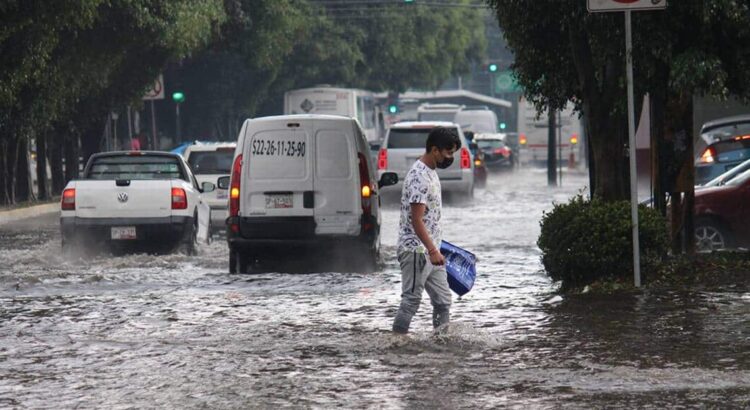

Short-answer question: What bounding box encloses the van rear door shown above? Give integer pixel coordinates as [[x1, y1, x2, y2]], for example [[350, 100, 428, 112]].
[[241, 120, 315, 237], [312, 119, 360, 236]]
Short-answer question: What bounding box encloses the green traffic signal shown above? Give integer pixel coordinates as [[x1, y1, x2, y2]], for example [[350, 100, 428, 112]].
[[488, 63, 498, 73], [172, 91, 185, 103], [388, 104, 398, 114], [499, 122, 507, 130]]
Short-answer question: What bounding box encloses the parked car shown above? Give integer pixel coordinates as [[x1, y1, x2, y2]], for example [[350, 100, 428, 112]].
[[475, 133, 514, 170], [221, 114, 398, 274], [694, 167, 750, 252], [60, 151, 212, 254], [695, 136, 750, 185], [377, 121, 475, 198], [183, 142, 236, 236]]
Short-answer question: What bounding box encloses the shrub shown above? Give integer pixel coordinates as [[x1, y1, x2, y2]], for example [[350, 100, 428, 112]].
[[538, 195, 669, 290]]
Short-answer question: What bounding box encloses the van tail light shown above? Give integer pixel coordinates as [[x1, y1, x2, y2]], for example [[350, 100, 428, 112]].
[[358, 153, 374, 232], [700, 147, 716, 163], [460, 147, 471, 169], [61, 188, 76, 210], [171, 187, 187, 210], [519, 134, 527, 145], [377, 148, 388, 170], [229, 154, 243, 233]]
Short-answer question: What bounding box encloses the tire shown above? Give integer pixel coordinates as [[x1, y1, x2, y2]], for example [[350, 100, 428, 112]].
[[694, 218, 732, 252], [229, 248, 238, 273], [180, 218, 198, 256], [230, 248, 250, 274]]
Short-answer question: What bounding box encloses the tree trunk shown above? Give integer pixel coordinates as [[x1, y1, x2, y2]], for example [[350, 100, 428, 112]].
[[64, 134, 80, 183], [15, 137, 31, 203], [50, 130, 65, 194], [36, 133, 49, 200]]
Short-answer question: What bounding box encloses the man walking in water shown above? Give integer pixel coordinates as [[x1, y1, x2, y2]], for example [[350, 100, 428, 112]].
[[392, 126, 459, 334]]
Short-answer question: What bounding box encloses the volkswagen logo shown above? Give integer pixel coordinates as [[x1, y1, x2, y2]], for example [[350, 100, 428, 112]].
[[117, 192, 129, 203]]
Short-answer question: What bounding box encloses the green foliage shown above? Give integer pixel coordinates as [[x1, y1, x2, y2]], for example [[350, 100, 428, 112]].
[[538, 196, 669, 290]]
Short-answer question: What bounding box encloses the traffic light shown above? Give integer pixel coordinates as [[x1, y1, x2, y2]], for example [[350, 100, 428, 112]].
[[172, 91, 185, 103], [388, 104, 399, 114], [488, 63, 498, 73], [499, 122, 506, 130]]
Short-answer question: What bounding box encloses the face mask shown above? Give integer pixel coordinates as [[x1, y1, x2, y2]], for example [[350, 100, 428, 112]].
[[436, 156, 454, 169]]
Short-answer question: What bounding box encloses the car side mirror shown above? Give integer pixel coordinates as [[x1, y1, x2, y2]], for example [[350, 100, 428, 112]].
[[217, 176, 230, 190], [378, 172, 398, 188], [201, 182, 216, 193]]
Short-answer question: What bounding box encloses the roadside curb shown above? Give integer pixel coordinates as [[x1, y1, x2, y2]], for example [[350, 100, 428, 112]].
[[0, 202, 59, 225]]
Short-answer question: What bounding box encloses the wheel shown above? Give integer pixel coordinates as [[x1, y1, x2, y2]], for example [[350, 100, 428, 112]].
[[229, 248, 238, 273], [695, 218, 731, 252], [180, 218, 198, 255], [230, 248, 249, 274]]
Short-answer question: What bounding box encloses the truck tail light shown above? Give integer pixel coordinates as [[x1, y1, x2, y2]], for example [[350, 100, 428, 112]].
[[61, 188, 76, 210], [377, 148, 388, 170], [358, 153, 373, 231], [171, 187, 187, 210], [700, 147, 716, 163], [519, 134, 527, 145], [229, 154, 243, 233], [460, 147, 471, 169]]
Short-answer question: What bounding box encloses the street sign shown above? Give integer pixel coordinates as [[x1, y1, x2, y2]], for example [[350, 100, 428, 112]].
[[143, 74, 164, 100], [587, 0, 666, 12], [495, 70, 520, 93]]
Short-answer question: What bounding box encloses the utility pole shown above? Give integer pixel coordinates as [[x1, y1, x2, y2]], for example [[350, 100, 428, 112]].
[[547, 107, 557, 186]]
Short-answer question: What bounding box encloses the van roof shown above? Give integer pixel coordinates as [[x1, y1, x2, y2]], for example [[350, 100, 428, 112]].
[[248, 114, 354, 122], [701, 114, 750, 132], [184, 142, 236, 153], [390, 121, 459, 129]]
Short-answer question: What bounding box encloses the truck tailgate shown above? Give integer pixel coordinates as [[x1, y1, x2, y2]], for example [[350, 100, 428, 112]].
[[75, 180, 173, 219]]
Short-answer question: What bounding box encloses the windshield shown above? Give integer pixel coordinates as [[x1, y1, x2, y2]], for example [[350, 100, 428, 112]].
[[725, 167, 750, 187], [187, 150, 234, 175], [387, 128, 461, 149], [703, 159, 750, 187], [417, 112, 457, 122], [87, 155, 185, 180], [702, 122, 750, 143], [477, 140, 504, 149]]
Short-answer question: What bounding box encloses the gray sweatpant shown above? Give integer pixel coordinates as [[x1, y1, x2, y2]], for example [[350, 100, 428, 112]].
[[392, 250, 452, 333]]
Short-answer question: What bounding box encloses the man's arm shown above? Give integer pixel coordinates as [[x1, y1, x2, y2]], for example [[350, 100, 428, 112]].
[[410, 203, 445, 265]]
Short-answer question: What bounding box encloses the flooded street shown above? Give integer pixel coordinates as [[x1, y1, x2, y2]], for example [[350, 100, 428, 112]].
[[2, 169, 750, 409]]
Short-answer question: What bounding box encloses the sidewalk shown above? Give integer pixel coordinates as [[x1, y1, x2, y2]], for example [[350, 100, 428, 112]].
[[0, 200, 59, 225]]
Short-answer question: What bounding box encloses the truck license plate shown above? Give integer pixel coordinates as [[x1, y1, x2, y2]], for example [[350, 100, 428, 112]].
[[111, 226, 137, 240], [265, 194, 293, 209]]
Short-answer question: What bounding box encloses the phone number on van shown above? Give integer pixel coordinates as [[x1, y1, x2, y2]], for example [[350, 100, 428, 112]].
[[251, 139, 306, 157]]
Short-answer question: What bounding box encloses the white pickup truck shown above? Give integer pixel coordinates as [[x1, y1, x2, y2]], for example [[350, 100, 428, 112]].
[[60, 151, 212, 254]]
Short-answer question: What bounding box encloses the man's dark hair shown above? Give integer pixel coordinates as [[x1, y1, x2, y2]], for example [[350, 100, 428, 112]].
[[426, 127, 460, 152]]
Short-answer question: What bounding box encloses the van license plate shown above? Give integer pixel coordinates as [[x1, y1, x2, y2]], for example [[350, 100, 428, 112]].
[[111, 226, 137, 240], [265, 194, 293, 209]]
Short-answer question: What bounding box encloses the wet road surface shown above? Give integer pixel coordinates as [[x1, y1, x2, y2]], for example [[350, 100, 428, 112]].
[[2, 169, 750, 408]]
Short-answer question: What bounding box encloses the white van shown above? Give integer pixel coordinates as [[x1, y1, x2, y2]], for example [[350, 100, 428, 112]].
[[219, 115, 398, 273], [417, 103, 465, 122], [454, 106, 498, 134], [183, 142, 236, 235]]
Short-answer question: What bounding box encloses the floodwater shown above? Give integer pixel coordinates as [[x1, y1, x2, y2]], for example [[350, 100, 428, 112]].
[[1, 169, 749, 409]]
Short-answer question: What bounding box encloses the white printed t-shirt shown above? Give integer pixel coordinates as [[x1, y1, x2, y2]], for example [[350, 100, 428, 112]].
[[397, 160, 442, 254]]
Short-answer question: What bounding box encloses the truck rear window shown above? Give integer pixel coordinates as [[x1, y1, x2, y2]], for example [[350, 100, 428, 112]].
[[187, 150, 234, 175], [87, 155, 185, 180], [387, 128, 461, 149]]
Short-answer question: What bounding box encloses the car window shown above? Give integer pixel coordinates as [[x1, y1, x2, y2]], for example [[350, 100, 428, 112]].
[[387, 128, 461, 149], [703, 159, 750, 186], [702, 122, 750, 143], [87, 155, 185, 181], [187, 149, 234, 175], [477, 140, 504, 149], [418, 112, 456, 122], [712, 138, 750, 155]]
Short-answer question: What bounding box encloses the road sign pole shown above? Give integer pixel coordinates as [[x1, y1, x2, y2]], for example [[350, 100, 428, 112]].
[[150, 100, 157, 150], [625, 10, 642, 287]]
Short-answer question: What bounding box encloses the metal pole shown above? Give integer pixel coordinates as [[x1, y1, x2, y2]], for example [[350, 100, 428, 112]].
[[127, 106, 133, 143], [625, 10, 641, 287], [558, 110, 563, 186], [175, 103, 181, 143], [150, 100, 157, 150]]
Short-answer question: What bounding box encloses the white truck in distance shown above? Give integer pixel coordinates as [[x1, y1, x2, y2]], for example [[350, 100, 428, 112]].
[[60, 151, 212, 254], [517, 96, 583, 166]]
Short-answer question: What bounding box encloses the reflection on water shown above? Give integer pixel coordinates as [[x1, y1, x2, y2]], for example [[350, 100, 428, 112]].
[[1, 169, 749, 408]]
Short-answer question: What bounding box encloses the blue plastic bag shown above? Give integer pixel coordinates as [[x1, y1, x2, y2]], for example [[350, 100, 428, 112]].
[[440, 241, 477, 296]]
